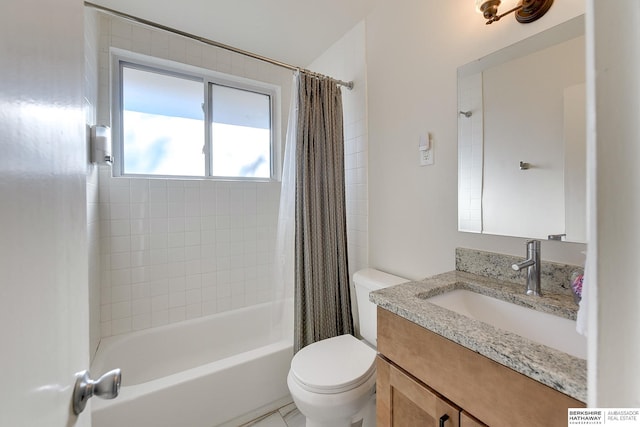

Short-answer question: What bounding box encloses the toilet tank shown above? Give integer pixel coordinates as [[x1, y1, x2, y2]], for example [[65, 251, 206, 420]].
[[353, 268, 408, 346]]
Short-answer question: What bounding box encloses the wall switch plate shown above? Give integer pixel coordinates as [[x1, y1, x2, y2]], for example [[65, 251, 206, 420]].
[[419, 134, 434, 166], [420, 147, 434, 166]]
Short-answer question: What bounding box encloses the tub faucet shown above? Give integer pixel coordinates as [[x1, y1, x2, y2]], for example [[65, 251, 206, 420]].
[[511, 240, 542, 296]]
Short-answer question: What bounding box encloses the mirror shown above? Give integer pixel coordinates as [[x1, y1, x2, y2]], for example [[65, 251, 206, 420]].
[[457, 15, 586, 243]]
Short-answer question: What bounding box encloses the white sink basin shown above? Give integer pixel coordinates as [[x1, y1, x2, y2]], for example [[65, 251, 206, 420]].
[[427, 289, 587, 359]]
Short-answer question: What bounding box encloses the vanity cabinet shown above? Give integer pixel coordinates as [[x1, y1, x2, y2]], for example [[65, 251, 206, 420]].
[[376, 308, 584, 427], [460, 412, 487, 427], [377, 356, 461, 426]]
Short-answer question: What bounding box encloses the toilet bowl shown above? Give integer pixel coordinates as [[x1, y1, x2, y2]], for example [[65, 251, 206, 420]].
[[287, 269, 408, 427], [288, 334, 377, 427]]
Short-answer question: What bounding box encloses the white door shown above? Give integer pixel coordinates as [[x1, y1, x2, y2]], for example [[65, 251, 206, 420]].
[[0, 1, 91, 425]]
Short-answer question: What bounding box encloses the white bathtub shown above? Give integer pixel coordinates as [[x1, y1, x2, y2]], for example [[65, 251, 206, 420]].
[[91, 301, 294, 427]]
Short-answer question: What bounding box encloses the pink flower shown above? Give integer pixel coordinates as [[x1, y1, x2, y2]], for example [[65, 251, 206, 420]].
[[571, 274, 583, 297]]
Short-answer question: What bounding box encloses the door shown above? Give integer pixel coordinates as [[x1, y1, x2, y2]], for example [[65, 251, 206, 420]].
[[0, 0, 90, 425], [460, 411, 488, 427], [377, 357, 460, 427]]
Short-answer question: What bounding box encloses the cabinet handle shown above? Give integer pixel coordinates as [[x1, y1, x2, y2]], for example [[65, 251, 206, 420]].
[[439, 414, 450, 427]]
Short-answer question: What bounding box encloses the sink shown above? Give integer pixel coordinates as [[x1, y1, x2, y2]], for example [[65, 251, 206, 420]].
[[426, 289, 587, 359]]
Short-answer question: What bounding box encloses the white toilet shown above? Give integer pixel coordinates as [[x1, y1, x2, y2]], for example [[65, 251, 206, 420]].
[[287, 268, 407, 427]]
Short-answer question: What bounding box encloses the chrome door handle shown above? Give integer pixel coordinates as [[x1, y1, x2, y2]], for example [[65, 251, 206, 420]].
[[72, 369, 122, 415]]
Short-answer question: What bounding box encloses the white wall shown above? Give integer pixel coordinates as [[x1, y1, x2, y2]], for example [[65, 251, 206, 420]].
[[96, 14, 292, 338], [365, 0, 587, 281], [588, 0, 640, 407]]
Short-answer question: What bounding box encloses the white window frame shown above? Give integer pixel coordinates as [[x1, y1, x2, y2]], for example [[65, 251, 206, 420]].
[[110, 48, 281, 181]]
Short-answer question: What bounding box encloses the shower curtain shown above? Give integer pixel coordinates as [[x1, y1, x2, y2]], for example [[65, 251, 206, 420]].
[[272, 76, 298, 339], [288, 72, 354, 352]]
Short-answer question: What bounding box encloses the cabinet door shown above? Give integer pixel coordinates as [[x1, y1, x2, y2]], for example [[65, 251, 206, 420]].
[[461, 411, 487, 427], [377, 357, 460, 427]]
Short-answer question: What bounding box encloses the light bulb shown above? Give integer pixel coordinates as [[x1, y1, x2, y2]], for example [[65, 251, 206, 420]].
[[475, 0, 501, 13]]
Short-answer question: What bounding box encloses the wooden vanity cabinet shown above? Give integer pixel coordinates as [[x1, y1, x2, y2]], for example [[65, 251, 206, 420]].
[[377, 356, 461, 426], [460, 411, 488, 427], [376, 308, 584, 427]]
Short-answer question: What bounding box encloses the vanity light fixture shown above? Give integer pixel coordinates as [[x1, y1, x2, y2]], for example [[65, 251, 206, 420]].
[[476, 0, 553, 25]]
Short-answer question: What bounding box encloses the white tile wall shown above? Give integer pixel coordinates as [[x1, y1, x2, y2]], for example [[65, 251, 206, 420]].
[[95, 13, 366, 339], [97, 14, 288, 338], [98, 173, 281, 337]]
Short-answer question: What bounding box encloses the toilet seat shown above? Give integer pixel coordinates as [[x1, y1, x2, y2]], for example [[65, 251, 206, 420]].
[[289, 334, 377, 394]]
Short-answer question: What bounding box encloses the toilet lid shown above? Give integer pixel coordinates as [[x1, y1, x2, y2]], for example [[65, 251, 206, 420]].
[[290, 334, 377, 394]]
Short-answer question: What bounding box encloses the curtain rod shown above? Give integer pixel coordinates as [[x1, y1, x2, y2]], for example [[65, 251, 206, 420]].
[[84, 1, 354, 90]]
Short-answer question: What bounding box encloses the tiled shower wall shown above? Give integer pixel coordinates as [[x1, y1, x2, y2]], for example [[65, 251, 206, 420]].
[[96, 13, 291, 338], [98, 173, 282, 337], [94, 13, 368, 339]]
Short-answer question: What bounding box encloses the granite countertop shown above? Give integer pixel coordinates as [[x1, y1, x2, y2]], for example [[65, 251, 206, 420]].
[[370, 270, 587, 403]]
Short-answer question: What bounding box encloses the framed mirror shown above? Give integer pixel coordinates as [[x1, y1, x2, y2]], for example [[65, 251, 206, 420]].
[[457, 15, 586, 243]]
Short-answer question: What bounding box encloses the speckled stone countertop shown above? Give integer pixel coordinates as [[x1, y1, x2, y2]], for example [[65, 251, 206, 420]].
[[370, 269, 587, 403]]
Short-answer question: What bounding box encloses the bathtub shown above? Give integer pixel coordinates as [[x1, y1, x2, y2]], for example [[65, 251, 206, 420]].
[[91, 301, 294, 427]]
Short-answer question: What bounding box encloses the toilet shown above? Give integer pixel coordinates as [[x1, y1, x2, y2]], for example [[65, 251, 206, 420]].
[[287, 268, 407, 427]]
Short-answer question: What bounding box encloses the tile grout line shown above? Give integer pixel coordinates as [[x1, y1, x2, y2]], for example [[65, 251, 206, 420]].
[[238, 409, 280, 427]]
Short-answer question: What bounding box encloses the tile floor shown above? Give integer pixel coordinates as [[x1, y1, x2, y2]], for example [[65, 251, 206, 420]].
[[241, 402, 305, 427]]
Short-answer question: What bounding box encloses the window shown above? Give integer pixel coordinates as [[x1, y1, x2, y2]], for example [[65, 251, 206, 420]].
[[209, 84, 272, 178], [112, 54, 277, 180]]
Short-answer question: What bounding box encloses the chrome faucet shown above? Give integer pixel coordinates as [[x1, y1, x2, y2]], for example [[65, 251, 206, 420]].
[[511, 240, 542, 296]]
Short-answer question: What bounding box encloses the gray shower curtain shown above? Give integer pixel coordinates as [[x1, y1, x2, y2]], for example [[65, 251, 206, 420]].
[[294, 72, 354, 352]]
